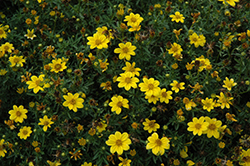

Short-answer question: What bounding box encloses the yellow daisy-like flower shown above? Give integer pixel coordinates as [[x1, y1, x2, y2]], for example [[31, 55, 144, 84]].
[[109, 95, 129, 115], [81, 162, 92, 166], [168, 42, 183, 56], [145, 93, 159, 104], [183, 97, 196, 111], [47, 160, 61, 166], [24, 29, 36, 40], [18, 126, 32, 140], [143, 118, 160, 133], [187, 116, 209, 136], [191, 55, 211, 72], [0, 42, 14, 53], [169, 11, 185, 23], [201, 97, 216, 112], [122, 62, 141, 77], [9, 105, 28, 123], [63, 93, 84, 112], [96, 26, 114, 41], [218, 0, 239, 7], [26, 74, 47, 94], [0, 139, 7, 157], [198, 34, 206, 47], [203, 117, 222, 139], [0, 69, 7, 75], [114, 42, 136, 61], [159, 89, 173, 104], [118, 157, 132, 166], [0, 26, 7, 39], [240, 149, 250, 166], [9, 55, 26, 67], [96, 121, 107, 133], [78, 138, 86, 146], [48, 58, 67, 73], [69, 148, 82, 160], [87, 33, 109, 49], [189, 32, 200, 48], [106, 131, 132, 155], [146, 133, 170, 156], [38, 115, 54, 132], [124, 12, 144, 27], [222, 77, 237, 91], [139, 77, 161, 96], [216, 92, 233, 109], [170, 80, 185, 93], [117, 72, 139, 91]]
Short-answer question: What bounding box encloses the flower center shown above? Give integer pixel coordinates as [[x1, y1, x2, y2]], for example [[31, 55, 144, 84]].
[[13, 57, 20, 63], [116, 139, 122, 146], [171, 46, 178, 52], [243, 156, 250, 163], [43, 121, 49, 126], [175, 15, 181, 19], [195, 123, 201, 130], [125, 77, 131, 83], [35, 80, 41, 86], [117, 101, 123, 107], [192, 37, 198, 42], [161, 92, 167, 97], [54, 64, 61, 70], [148, 84, 154, 90], [95, 39, 102, 45], [208, 124, 216, 130], [16, 111, 22, 117], [122, 47, 129, 53], [148, 121, 155, 128], [131, 17, 137, 22], [175, 83, 181, 88], [0, 29, 3, 35], [70, 99, 76, 105], [4, 46, 9, 51], [23, 130, 28, 135], [155, 139, 162, 146]]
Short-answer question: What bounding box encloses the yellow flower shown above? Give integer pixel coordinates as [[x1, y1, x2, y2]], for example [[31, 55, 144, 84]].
[[180, 146, 188, 158], [78, 138, 86, 146], [24, 29, 36, 40], [189, 32, 200, 47], [124, 12, 144, 27], [99, 59, 109, 72], [114, 42, 136, 61], [187, 116, 209, 136], [146, 133, 170, 156], [0, 139, 7, 157], [109, 95, 129, 115], [0, 26, 7, 39], [119, 157, 131, 166], [191, 55, 211, 72], [81, 162, 92, 166], [173, 28, 182, 40], [218, 142, 225, 148], [0, 42, 14, 53], [143, 118, 160, 133], [203, 117, 222, 139], [226, 113, 237, 122], [117, 72, 139, 91], [201, 97, 216, 112], [168, 43, 183, 56], [222, 77, 237, 91], [240, 149, 250, 166], [169, 11, 185, 23], [87, 33, 109, 49], [145, 93, 159, 104], [26, 74, 47, 93], [183, 97, 196, 111], [32, 141, 39, 147], [47, 160, 61, 166], [9, 105, 28, 123], [216, 92, 233, 109], [170, 80, 185, 93], [69, 148, 82, 160], [38, 115, 54, 132], [18, 126, 32, 140], [122, 62, 141, 77], [50, 11, 56, 16], [106, 131, 132, 155], [226, 160, 233, 166], [159, 88, 173, 104], [0, 69, 7, 75], [88, 128, 96, 136], [63, 93, 84, 112], [96, 121, 107, 133], [198, 34, 206, 47], [247, 30, 250, 38], [218, 0, 239, 7], [48, 58, 67, 73], [187, 160, 195, 166], [9, 55, 25, 67], [128, 23, 141, 32], [96, 26, 114, 41], [116, 8, 125, 17], [130, 149, 136, 156], [139, 77, 161, 96]]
